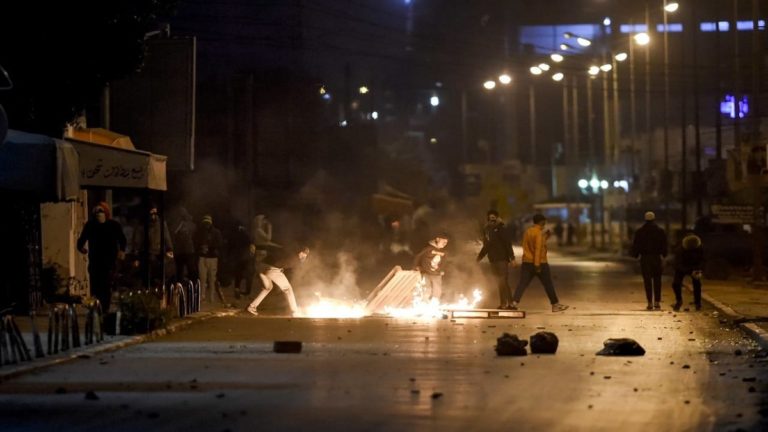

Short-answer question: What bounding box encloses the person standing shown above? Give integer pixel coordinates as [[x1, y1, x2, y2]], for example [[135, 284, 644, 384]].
[[246, 246, 309, 316], [131, 205, 173, 286], [671, 232, 704, 311], [553, 221, 565, 246], [631, 211, 668, 310], [413, 232, 449, 303], [510, 214, 569, 312], [195, 215, 224, 302], [77, 202, 127, 313], [231, 223, 256, 299], [171, 207, 197, 281], [476, 210, 516, 309]]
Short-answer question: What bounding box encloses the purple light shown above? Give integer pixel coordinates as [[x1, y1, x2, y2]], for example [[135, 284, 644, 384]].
[[720, 94, 749, 119]]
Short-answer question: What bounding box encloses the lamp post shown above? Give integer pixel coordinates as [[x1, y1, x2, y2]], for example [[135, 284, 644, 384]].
[[579, 175, 610, 249], [662, 0, 679, 236]]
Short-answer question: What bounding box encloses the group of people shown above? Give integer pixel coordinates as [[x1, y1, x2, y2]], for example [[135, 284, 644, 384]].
[[476, 210, 570, 313], [75, 201, 312, 316], [631, 211, 704, 311]]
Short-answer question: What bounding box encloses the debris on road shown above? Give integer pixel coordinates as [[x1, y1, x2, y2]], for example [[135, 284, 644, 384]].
[[495, 333, 527, 356], [529, 331, 559, 354], [84, 391, 99, 401], [596, 338, 646, 356], [273, 341, 303, 353]]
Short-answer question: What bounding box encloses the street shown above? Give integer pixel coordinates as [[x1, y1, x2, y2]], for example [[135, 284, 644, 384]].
[[1, 253, 766, 431]]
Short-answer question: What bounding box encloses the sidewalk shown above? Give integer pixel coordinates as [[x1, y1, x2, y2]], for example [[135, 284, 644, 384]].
[[556, 244, 768, 351], [0, 297, 239, 382]]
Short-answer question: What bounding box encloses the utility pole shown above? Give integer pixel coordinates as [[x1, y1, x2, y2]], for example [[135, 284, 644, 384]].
[[750, 0, 765, 281], [662, 0, 671, 236]]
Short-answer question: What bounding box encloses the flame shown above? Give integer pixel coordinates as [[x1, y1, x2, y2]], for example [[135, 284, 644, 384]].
[[301, 284, 483, 320], [303, 294, 367, 318], [384, 287, 483, 319]]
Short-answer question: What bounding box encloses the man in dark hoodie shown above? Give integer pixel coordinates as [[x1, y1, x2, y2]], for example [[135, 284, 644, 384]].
[[476, 210, 516, 309], [171, 207, 197, 281], [195, 215, 224, 302], [631, 211, 668, 310], [413, 232, 449, 303], [672, 232, 704, 311], [77, 202, 127, 312], [246, 246, 309, 316]]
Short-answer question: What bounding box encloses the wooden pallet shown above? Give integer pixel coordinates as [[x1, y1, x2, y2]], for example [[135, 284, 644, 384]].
[[443, 308, 526, 319]]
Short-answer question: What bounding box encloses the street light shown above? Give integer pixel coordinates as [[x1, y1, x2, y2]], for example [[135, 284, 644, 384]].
[[359, 86, 369, 94], [552, 72, 565, 82], [577, 37, 592, 47], [430, 95, 440, 107], [664, 2, 679, 12], [538, 63, 551, 72], [551, 53, 565, 63], [588, 65, 601, 76], [530, 66, 543, 75], [662, 0, 679, 235], [600, 64, 613, 72], [498, 74, 512, 85], [633, 32, 651, 46], [615, 52, 628, 62], [483, 80, 496, 90]]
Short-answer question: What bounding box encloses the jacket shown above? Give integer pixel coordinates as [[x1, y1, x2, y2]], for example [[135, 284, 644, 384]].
[[477, 222, 514, 263], [413, 241, 446, 276], [521, 224, 547, 265], [77, 219, 127, 265], [632, 221, 668, 258], [194, 225, 224, 258], [674, 234, 704, 271]]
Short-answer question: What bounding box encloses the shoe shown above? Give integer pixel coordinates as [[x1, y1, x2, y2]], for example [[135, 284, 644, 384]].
[[672, 302, 682, 312], [246, 307, 258, 316], [646, 304, 653, 311], [509, 302, 519, 311], [497, 304, 506, 310], [653, 302, 661, 310], [551, 303, 569, 312]]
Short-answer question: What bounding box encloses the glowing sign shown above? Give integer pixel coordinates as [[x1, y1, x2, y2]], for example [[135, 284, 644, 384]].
[[721, 94, 749, 119]]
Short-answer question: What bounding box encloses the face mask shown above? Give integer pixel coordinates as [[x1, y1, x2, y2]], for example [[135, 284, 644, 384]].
[[96, 213, 106, 223]]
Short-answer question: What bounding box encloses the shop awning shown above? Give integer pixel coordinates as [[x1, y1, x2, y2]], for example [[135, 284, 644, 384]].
[[0, 130, 80, 201], [66, 128, 167, 191]]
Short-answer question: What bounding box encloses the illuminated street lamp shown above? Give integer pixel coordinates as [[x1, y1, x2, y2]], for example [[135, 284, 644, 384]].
[[600, 64, 613, 72], [577, 37, 592, 47], [530, 66, 543, 75], [588, 65, 601, 76], [664, 2, 679, 12], [359, 86, 369, 94], [538, 63, 551, 72], [498, 74, 512, 85], [550, 53, 564, 63], [552, 72, 565, 82], [614, 52, 628, 62], [633, 32, 651, 46], [483, 80, 496, 90], [560, 43, 573, 51], [430, 95, 440, 107]]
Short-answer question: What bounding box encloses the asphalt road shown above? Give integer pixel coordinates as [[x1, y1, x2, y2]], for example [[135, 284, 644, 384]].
[[1, 254, 766, 431]]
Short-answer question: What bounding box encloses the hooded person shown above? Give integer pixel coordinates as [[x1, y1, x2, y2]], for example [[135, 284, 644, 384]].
[[171, 207, 197, 281], [413, 231, 449, 302], [194, 214, 224, 302], [672, 231, 704, 311], [246, 246, 309, 316], [76, 202, 127, 312], [131, 205, 174, 286]]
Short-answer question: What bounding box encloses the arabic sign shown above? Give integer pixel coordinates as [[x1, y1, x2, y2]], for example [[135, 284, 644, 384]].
[[75, 142, 167, 190], [711, 205, 765, 224]]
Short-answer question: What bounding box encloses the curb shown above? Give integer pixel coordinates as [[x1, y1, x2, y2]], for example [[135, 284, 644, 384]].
[[686, 285, 768, 351], [0, 309, 238, 382]]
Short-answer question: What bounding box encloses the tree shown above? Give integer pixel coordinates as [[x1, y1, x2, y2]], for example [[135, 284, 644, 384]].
[[0, 1, 178, 137]]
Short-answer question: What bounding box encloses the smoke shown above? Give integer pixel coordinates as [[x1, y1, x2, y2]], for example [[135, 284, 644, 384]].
[[296, 250, 361, 304]]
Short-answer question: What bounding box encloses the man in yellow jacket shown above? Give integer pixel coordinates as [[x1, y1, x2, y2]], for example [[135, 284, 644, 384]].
[[510, 214, 569, 312]]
